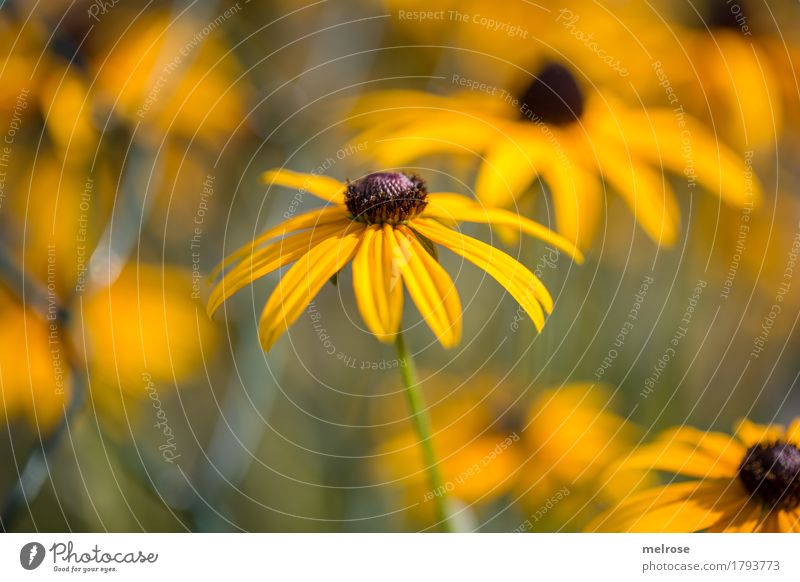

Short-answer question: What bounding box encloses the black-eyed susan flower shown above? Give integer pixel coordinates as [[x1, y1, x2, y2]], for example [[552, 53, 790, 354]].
[[0, 288, 69, 432], [588, 418, 800, 532], [642, 0, 797, 151], [89, 9, 248, 146], [5, 150, 112, 297], [349, 61, 760, 249], [208, 168, 582, 351], [373, 379, 649, 531], [0, 11, 96, 166], [513, 385, 653, 530], [0, 263, 218, 433], [381, 0, 794, 151], [81, 263, 219, 424]]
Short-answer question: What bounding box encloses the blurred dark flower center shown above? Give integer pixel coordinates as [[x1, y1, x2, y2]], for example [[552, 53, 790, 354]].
[[517, 63, 585, 126], [738, 441, 800, 510], [345, 172, 428, 224], [706, 1, 750, 32]]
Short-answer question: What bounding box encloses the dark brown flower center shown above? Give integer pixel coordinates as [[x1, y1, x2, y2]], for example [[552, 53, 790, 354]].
[[344, 172, 428, 224], [738, 441, 800, 510], [706, 1, 750, 32], [517, 63, 585, 126]]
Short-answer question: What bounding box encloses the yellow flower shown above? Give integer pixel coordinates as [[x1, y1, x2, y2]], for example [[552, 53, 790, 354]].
[[373, 374, 525, 509], [639, 1, 796, 151], [514, 385, 652, 529], [372, 380, 648, 530], [587, 418, 800, 532], [0, 288, 69, 432], [0, 263, 218, 432], [80, 263, 219, 422], [89, 10, 248, 145], [209, 169, 582, 351], [350, 61, 760, 249], [0, 12, 96, 165], [5, 150, 111, 297], [381, 0, 792, 151], [0, 14, 42, 109]]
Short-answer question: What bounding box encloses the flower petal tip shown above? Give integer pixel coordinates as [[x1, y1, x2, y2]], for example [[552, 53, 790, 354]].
[[260, 169, 280, 184]]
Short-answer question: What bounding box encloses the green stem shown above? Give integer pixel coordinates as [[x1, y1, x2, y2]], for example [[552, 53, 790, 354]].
[[394, 332, 453, 532]]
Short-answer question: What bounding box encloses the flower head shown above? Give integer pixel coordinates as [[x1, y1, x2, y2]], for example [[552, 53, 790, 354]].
[[653, 0, 795, 150], [0, 264, 218, 433], [345, 172, 428, 223], [349, 61, 761, 249], [0, 289, 69, 431], [209, 168, 583, 351], [372, 380, 649, 530], [89, 10, 248, 145], [587, 418, 800, 532]]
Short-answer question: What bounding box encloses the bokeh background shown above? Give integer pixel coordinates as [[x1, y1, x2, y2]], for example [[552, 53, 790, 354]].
[[1, 0, 799, 532]]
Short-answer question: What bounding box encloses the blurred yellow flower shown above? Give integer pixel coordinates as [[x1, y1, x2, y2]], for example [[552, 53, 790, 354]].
[[373, 381, 647, 530], [89, 10, 248, 145], [38, 59, 97, 166], [350, 61, 760, 249], [588, 418, 800, 532], [0, 289, 69, 432], [373, 378, 524, 509], [0, 263, 218, 432], [640, 0, 797, 151], [514, 385, 650, 529], [81, 263, 219, 408], [0, 12, 96, 165], [382, 0, 793, 151], [0, 15, 43, 110], [209, 169, 582, 351], [5, 150, 110, 298]]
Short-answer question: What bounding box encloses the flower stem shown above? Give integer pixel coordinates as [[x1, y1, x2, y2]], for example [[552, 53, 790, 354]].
[[394, 331, 453, 532]]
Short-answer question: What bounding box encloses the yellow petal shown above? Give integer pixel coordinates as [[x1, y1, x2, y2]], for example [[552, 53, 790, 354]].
[[258, 226, 364, 351], [619, 110, 763, 208], [586, 482, 704, 531], [208, 220, 351, 316], [261, 168, 346, 204], [412, 218, 549, 330], [656, 426, 746, 473], [777, 510, 800, 533], [474, 134, 543, 209], [706, 502, 762, 533], [349, 90, 507, 121], [784, 418, 800, 445], [589, 480, 744, 532], [389, 227, 462, 348], [352, 225, 403, 341], [210, 206, 349, 281], [597, 146, 680, 246], [82, 263, 219, 408], [625, 500, 743, 533], [382, 224, 405, 337], [348, 107, 431, 143], [618, 440, 738, 480], [541, 156, 603, 250], [423, 194, 584, 263], [362, 114, 495, 167], [734, 418, 785, 447], [703, 32, 781, 150]]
